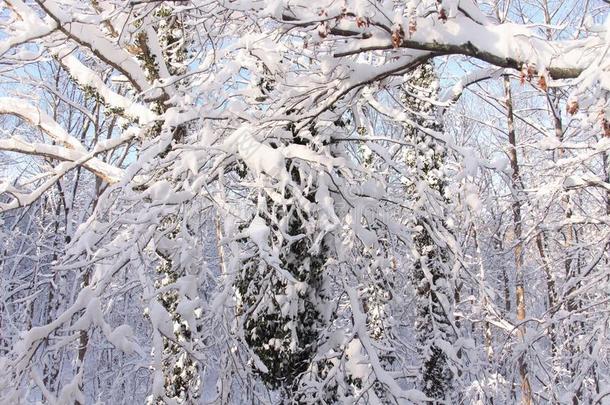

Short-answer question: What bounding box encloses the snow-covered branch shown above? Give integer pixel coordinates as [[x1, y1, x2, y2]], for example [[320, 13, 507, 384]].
[[0, 137, 123, 183]]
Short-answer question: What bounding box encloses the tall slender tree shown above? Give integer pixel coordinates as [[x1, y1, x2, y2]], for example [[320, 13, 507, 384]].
[[403, 62, 458, 403], [232, 130, 331, 399]]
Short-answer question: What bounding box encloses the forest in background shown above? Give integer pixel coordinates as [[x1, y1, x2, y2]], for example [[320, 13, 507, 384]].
[[0, 0, 609, 403]]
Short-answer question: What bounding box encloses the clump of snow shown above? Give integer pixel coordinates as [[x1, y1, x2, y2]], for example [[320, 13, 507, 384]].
[[538, 136, 562, 150], [108, 325, 136, 354], [149, 301, 174, 337], [247, 215, 270, 247], [221, 126, 290, 186]]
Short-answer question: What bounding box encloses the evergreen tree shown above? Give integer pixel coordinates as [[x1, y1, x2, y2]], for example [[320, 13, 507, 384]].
[[234, 146, 330, 399], [403, 62, 457, 403], [134, 7, 201, 403]]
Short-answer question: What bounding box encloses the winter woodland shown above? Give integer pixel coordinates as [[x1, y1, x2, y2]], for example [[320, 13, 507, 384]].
[[0, 0, 609, 403]]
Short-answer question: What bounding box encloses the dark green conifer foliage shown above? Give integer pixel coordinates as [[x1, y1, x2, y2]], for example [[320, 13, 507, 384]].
[[403, 62, 455, 403], [154, 249, 201, 404], [235, 159, 329, 399], [135, 7, 200, 403]]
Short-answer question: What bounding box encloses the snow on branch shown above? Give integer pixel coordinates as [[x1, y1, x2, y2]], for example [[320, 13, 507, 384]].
[[53, 48, 157, 125], [0, 0, 56, 57], [34, 0, 154, 97], [0, 97, 91, 151], [0, 127, 136, 212], [0, 137, 123, 183], [279, 1, 603, 80]]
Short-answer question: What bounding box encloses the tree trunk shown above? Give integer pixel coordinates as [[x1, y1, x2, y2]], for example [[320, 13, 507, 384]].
[[503, 76, 532, 405]]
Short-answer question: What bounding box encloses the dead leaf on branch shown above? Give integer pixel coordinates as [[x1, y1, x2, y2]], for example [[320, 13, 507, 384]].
[[566, 99, 579, 115], [391, 24, 405, 48]]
